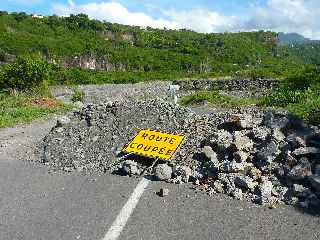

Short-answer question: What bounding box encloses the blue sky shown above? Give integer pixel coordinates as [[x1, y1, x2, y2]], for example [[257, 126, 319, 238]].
[[2, 0, 257, 16], [1, 0, 320, 39]]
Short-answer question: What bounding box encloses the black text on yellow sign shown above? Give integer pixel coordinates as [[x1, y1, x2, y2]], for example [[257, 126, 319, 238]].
[[123, 129, 185, 161]]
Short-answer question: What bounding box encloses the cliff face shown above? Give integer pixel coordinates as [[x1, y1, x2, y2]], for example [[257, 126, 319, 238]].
[[59, 55, 213, 73], [0, 52, 129, 71], [61, 55, 127, 71]]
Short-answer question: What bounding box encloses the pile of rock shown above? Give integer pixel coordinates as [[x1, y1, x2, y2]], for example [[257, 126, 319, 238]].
[[42, 99, 219, 173], [41, 99, 320, 208], [152, 111, 320, 208]]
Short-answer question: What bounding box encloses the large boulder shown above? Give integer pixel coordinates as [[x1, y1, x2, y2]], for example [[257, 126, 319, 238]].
[[202, 146, 219, 165], [306, 133, 320, 148], [154, 164, 173, 181], [122, 160, 139, 176], [309, 175, 320, 193], [292, 184, 310, 198], [232, 131, 254, 152], [287, 158, 312, 181], [314, 165, 320, 176], [286, 134, 306, 149], [263, 111, 290, 130], [271, 129, 285, 142], [255, 140, 280, 170], [263, 111, 303, 130], [234, 175, 257, 192], [210, 130, 233, 152], [304, 194, 320, 208]]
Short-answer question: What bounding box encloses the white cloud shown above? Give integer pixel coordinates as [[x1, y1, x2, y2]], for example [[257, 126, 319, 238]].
[[165, 8, 238, 33], [53, 1, 178, 29], [52, 0, 320, 39], [52, 0, 235, 32], [243, 0, 320, 39]]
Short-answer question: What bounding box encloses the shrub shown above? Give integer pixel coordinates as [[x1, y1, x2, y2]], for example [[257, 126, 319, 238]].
[[260, 89, 305, 107], [0, 49, 5, 62], [283, 65, 320, 90], [309, 110, 320, 127], [71, 87, 85, 102], [260, 65, 320, 126], [0, 56, 50, 92]]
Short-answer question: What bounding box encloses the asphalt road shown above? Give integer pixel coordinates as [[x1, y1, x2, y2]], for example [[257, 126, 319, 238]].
[[0, 119, 319, 240]]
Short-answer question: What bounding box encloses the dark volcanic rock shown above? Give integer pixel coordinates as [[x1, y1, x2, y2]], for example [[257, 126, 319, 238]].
[[309, 175, 320, 193], [287, 158, 312, 181], [263, 111, 290, 130], [255, 140, 280, 171]]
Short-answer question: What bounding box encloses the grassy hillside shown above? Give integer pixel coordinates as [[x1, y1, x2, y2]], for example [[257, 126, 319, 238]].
[[0, 11, 305, 83]]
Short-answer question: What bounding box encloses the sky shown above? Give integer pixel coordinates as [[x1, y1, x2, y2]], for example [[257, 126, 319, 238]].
[[2, 0, 320, 39]]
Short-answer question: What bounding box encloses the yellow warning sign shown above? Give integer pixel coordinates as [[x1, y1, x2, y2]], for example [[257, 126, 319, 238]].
[[123, 129, 185, 161]]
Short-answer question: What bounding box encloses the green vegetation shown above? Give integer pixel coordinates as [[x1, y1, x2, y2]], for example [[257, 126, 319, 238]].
[[0, 92, 71, 128], [0, 56, 70, 128], [181, 66, 320, 126], [0, 12, 312, 84], [52, 67, 191, 85], [286, 43, 320, 66], [0, 55, 49, 92], [260, 66, 320, 125], [71, 87, 85, 102], [180, 90, 258, 108]]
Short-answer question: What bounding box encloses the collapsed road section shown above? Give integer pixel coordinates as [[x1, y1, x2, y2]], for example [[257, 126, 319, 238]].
[[41, 99, 320, 209]]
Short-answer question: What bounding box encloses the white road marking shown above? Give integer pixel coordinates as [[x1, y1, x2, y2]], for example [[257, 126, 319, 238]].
[[102, 177, 151, 240]]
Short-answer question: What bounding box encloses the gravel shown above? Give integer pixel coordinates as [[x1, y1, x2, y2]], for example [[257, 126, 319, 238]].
[[51, 81, 192, 104]]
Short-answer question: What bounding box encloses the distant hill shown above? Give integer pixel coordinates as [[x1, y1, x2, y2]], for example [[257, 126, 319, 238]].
[[277, 33, 320, 66], [278, 32, 311, 45], [278, 32, 320, 45]]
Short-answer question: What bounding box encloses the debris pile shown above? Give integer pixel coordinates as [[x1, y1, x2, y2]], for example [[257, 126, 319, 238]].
[[192, 111, 320, 208], [42, 100, 320, 208], [42, 100, 218, 172]]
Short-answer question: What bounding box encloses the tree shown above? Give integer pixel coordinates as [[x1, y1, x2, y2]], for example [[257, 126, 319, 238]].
[[0, 56, 50, 92]]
